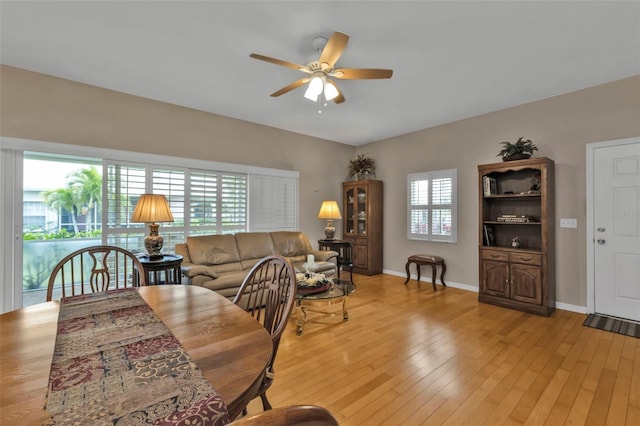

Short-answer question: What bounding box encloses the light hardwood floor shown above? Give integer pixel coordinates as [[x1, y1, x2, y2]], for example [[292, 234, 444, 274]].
[[244, 273, 639, 425]]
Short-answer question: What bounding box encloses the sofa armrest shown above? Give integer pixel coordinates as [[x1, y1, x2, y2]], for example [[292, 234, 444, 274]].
[[311, 249, 338, 262], [181, 263, 219, 280], [175, 243, 192, 263]]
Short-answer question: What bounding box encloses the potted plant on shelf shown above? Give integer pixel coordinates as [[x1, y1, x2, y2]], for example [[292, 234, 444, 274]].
[[497, 137, 538, 162], [348, 154, 376, 180]]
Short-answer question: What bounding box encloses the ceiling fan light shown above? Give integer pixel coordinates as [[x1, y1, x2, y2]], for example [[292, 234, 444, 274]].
[[310, 76, 324, 92], [324, 81, 339, 101], [303, 76, 323, 102], [304, 85, 319, 101]]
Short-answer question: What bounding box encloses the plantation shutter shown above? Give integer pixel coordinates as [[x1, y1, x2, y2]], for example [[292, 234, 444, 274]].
[[249, 175, 297, 231], [152, 168, 186, 250], [407, 169, 457, 243], [189, 171, 218, 234], [220, 173, 247, 234], [104, 162, 146, 250], [103, 161, 250, 251]]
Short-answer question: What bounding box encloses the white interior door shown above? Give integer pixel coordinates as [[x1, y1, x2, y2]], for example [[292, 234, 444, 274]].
[[593, 140, 640, 321]]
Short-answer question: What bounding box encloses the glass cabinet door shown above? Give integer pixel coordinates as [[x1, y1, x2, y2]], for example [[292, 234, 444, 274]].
[[357, 187, 367, 235], [344, 182, 372, 236], [345, 186, 355, 235]]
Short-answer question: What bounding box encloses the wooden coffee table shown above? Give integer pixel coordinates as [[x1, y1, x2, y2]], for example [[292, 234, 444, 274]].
[[295, 278, 355, 336]]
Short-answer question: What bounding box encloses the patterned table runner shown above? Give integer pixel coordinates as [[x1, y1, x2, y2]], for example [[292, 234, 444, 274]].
[[43, 289, 230, 426]]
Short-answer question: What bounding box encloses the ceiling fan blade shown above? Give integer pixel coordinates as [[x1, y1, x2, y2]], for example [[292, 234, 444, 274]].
[[270, 78, 310, 97], [250, 53, 308, 72], [333, 68, 393, 79], [319, 31, 349, 70]]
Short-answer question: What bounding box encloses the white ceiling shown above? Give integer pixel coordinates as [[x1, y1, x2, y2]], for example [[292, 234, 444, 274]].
[[1, 1, 639, 146]]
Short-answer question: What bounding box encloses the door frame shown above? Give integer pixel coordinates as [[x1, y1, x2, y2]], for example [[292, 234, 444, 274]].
[[586, 136, 640, 314]]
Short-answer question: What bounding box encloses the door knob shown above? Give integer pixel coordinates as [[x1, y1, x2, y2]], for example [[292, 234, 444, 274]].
[[597, 239, 606, 245]]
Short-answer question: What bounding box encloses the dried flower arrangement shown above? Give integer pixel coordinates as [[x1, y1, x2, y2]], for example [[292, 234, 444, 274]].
[[348, 154, 375, 180]]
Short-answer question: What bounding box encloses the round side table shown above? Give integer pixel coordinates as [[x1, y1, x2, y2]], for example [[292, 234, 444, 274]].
[[137, 254, 183, 285]]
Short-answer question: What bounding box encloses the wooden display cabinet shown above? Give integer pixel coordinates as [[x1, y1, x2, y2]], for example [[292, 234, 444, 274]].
[[478, 157, 555, 316], [343, 179, 383, 275]]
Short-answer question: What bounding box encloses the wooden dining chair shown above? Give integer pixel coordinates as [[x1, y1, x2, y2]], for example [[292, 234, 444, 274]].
[[228, 405, 339, 426], [232, 254, 297, 413], [46, 245, 147, 301]]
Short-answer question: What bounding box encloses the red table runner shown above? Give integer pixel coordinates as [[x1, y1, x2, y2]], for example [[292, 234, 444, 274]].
[[43, 289, 230, 426]]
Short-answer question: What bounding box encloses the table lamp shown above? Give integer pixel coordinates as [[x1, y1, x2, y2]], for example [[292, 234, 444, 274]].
[[131, 194, 174, 259], [318, 200, 342, 240]]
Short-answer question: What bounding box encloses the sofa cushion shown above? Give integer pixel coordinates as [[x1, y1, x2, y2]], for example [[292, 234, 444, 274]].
[[186, 234, 240, 266], [235, 232, 275, 261], [271, 231, 310, 257], [198, 270, 248, 292]]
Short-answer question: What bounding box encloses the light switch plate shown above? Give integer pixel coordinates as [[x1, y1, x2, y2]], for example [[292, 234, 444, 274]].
[[560, 218, 577, 228]]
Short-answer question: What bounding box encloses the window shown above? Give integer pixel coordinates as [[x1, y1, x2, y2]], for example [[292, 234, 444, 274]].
[[407, 169, 457, 243], [0, 137, 298, 312], [104, 160, 249, 253]]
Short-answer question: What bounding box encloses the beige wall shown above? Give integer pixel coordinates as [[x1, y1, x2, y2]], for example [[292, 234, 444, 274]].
[[365, 75, 640, 307], [0, 65, 353, 243], [2, 65, 639, 308]]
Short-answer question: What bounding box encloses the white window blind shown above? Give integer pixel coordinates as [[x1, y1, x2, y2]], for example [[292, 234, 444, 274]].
[[152, 167, 186, 251], [407, 169, 457, 243], [220, 173, 247, 233], [189, 171, 218, 232], [249, 175, 297, 231]]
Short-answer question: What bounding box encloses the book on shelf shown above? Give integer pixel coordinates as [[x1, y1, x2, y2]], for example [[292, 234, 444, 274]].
[[483, 225, 495, 246], [483, 176, 497, 196], [496, 215, 537, 223]]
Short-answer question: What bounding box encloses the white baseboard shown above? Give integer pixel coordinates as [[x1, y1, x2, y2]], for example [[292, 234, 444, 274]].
[[383, 269, 478, 293], [555, 302, 588, 314], [382, 269, 588, 314]]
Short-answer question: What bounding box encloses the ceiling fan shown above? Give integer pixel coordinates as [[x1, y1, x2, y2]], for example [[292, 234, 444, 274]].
[[250, 31, 393, 106]]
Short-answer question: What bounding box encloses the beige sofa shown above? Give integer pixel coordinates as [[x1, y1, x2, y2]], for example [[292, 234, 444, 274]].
[[175, 231, 338, 300]]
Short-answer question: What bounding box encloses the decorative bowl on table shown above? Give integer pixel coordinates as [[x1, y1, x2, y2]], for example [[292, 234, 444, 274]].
[[296, 271, 333, 295]]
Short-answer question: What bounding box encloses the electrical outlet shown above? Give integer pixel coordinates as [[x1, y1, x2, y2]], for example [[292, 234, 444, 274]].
[[560, 218, 577, 228]]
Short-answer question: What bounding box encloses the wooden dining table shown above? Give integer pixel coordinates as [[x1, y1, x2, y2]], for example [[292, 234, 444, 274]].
[[0, 285, 272, 423]]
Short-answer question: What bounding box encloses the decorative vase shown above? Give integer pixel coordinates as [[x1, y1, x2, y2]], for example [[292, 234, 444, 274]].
[[356, 172, 374, 180]]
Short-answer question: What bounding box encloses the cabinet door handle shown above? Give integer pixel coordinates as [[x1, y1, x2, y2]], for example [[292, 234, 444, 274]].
[[491, 254, 500, 258], [520, 256, 532, 261]]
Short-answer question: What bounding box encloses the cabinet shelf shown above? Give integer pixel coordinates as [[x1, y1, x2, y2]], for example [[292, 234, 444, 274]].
[[484, 221, 540, 225], [484, 193, 541, 199]]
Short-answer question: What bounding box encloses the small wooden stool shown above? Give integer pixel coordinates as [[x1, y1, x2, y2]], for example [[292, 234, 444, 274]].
[[404, 254, 447, 291]]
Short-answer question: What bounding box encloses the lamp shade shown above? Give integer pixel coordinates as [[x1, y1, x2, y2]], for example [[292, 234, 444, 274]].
[[317, 200, 342, 220], [131, 194, 174, 223]]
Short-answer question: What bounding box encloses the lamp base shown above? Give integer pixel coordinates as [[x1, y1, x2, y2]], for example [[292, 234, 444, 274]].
[[144, 223, 164, 258], [324, 220, 336, 240]]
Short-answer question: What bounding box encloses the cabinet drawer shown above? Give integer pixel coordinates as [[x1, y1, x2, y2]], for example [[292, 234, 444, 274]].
[[510, 253, 542, 266], [482, 250, 509, 262], [356, 238, 368, 246]]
